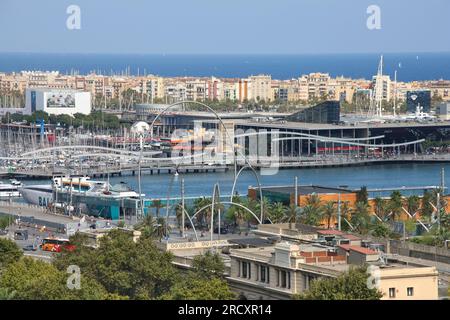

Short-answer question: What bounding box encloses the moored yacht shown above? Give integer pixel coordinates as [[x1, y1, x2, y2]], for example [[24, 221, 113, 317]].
[[0, 181, 21, 198]]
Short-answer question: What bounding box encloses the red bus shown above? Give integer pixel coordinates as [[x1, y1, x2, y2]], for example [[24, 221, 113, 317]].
[[41, 237, 76, 252]]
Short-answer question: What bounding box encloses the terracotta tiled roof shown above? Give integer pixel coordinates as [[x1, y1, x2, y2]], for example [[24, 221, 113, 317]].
[[338, 245, 378, 255], [317, 229, 344, 235]]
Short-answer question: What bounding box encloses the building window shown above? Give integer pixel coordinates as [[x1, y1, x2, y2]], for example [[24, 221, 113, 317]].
[[389, 288, 396, 298], [237, 260, 241, 277], [407, 287, 414, 297], [260, 266, 266, 283], [242, 262, 248, 278], [276, 270, 280, 287], [280, 270, 287, 288]]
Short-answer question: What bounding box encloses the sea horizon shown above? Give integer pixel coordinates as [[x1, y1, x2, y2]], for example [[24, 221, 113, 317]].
[[1, 51, 450, 81]]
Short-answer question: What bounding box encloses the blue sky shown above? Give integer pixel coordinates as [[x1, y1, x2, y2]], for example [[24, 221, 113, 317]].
[[0, 0, 449, 54]]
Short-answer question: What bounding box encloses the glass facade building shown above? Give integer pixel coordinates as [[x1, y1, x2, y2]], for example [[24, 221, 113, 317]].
[[286, 101, 340, 124], [406, 90, 431, 113]]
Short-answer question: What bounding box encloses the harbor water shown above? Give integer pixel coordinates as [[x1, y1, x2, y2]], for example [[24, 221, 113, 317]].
[[18, 163, 450, 200]]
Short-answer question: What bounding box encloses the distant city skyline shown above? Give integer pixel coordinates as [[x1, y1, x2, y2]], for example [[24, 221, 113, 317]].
[[0, 0, 449, 54]]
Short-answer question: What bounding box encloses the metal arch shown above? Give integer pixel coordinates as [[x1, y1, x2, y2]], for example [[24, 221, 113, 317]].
[[161, 199, 200, 242], [235, 131, 385, 142], [147, 100, 266, 222], [230, 165, 264, 223], [191, 201, 262, 225], [272, 137, 425, 148], [148, 100, 258, 175], [148, 101, 239, 168], [20, 145, 160, 157]]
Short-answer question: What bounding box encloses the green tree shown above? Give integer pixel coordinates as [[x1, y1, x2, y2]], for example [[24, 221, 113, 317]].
[[267, 202, 285, 224], [284, 203, 301, 229], [151, 199, 164, 218], [53, 229, 178, 299], [0, 216, 13, 230], [370, 221, 391, 238], [135, 214, 157, 239], [161, 276, 235, 300], [340, 201, 352, 231], [191, 251, 225, 279], [373, 197, 388, 221], [406, 195, 420, 217], [388, 190, 403, 222], [0, 287, 16, 300], [322, 201, 336, 229], [0, 238, 22, 270], [421, 191, 434, 220], [295, 267, 382, 300], [351, 202, 371, 234], [356, 186, 369, 205], [0, 257, 107, 300], [255, 197, 272, 223]]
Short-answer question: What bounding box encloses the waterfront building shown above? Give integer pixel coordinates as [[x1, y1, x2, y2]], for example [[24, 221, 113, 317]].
[[247, 185, 450, 228], [285, 100, 340, 124], [25, 88, 91, 116], [406, 90, 432, 113], [227, 241, 439, 300]]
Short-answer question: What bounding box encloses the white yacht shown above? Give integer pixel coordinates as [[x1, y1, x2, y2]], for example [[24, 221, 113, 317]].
[[0, 181, 21, 198], [20, 176, 142, 207]]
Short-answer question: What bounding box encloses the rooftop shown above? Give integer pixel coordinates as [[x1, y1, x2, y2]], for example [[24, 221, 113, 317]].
[[251, 184, 353, 195], [338, 244, 379, 255]]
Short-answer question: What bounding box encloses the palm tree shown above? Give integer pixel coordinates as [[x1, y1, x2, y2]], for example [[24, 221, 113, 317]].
[[305, 194, 322, 208], [421, 190, 434, 220], [388, 191, 403, 222], [193, 197, 212, 229], [406, 195, 420, 217], [255, 197, 272, 223], [340, 201, 352, 231], [268, 202, 285, 223], [356, 186, 369, 205], [151, 199, 164, 218], [373, 197, 388, 221], [351, 201, 371, 234], [300, 204, 323, 226], [134, 214, 157, 238], [322, 201, 336, 229], [175, 202, 184, 229], [153, 217, 171, 241], [284, 203, 301, 229], [228, 203, 247, 230]]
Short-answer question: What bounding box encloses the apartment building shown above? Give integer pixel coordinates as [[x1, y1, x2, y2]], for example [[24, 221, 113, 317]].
[[372, 74, 392, 102], [424, 80, 450, 101], [248, 74, 272, 102], [2, 70, 450, 107], [227, 241, 439, 300]]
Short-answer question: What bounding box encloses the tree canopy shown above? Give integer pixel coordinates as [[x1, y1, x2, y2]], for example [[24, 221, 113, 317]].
[[295, 266, 382, 300]]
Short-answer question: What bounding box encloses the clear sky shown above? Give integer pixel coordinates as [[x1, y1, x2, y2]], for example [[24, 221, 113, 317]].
[[0, 0, 449, 54]]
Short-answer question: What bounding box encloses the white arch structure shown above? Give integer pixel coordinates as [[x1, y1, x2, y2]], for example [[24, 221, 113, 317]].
[[147, 100, 267, 236], [272, 137, 425, 148]]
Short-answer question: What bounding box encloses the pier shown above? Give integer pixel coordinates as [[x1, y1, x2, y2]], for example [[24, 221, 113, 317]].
[[2, 153, 450, 179]]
